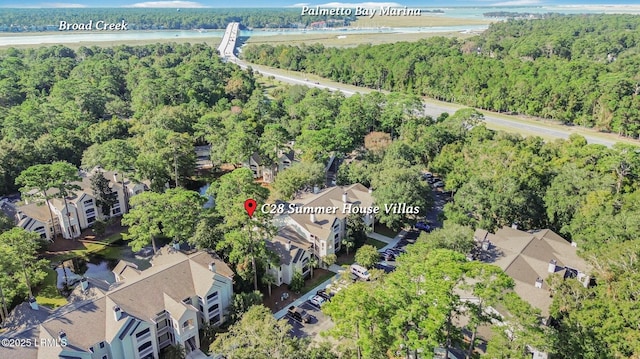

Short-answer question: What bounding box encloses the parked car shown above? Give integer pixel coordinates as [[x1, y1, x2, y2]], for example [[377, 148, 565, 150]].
[[287, 305, 311, 323], [316, 289, 332, 301], [374, 263, 395, 273], [309, 295, 327, 308], [432, 181, 445, 188], [350, 264, 371, 281], [415, 222, 432, 232], [380, 251, 395, 261], [422, 172, 433, 180]]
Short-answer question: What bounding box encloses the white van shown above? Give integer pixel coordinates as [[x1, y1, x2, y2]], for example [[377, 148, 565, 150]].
[[350, 264, 371, 281]]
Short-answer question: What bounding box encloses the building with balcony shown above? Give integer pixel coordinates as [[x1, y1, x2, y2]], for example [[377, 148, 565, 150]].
[[15, 167, 146, 241], [274, 184, 375, 259], [0, 247, 234, 359], [265, 226, 312, 286]]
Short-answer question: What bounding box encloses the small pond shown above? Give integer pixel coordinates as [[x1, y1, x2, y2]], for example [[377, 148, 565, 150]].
[[199, 184, 215, 209], [56, 244, 151, 291]]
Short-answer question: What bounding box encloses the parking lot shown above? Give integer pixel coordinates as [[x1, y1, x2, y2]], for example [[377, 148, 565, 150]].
[[375, 184, 448, 271], [287, 183, 449, 340], [288, 301, 334, 340]]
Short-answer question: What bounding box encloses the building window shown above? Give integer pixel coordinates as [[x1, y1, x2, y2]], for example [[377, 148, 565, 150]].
[[86, 207, 95, 215], [102, 356, 107, 359], [207, 292, 218, 302], [112, 207, 121, 215], [84, 199, 93, 206], [158, 332, 171, 345], [182, 319, 194, 329], [208, 304, 219, 313], [138, 341, 152, 353], [136, 328, 150, 339], [99, 342, 105, 349], [87, 216, 96, 225], [183, 297, 192, 305], [210, 313, 221, 324]]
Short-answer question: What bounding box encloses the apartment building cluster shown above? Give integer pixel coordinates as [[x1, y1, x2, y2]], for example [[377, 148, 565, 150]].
[[1, 247, 234, 359], [14, 168, 146, 241]]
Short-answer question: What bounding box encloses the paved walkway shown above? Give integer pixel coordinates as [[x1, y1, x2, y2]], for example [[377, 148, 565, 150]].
[[273, 273, 340, 319], [366, 231, 394, 244], [273, 231, 409, 320], [378, 230, 408, 252]]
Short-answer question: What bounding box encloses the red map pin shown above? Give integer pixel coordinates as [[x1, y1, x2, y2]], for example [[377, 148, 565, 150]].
[[244, 199, 257, 218]]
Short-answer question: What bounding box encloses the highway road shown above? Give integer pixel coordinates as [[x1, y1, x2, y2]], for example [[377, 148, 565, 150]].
[[217, 24, 637, 148]]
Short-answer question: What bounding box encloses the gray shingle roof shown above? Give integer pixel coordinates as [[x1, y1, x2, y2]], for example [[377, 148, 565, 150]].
[[480, 226, 591, 316]]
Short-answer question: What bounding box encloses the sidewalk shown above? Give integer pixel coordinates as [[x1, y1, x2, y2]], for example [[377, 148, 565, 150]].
[[378, 230, 408, 252], [273, 231, 407, 320], [273, 273, 340, 319], [366, 231, 394, 244]]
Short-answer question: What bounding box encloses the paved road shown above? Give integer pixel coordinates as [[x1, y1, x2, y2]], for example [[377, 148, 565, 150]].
[[217, 24, 638, 148]]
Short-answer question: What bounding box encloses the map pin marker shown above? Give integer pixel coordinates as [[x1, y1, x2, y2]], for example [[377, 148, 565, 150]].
[[244, 199, 257, 218]]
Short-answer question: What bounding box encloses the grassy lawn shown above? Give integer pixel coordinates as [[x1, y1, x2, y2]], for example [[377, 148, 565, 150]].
[[349, 15, 492, 28], [0, 35, 223, 50], [244, 31, 476, 48], [35, 268, 67, 309], [49, 233, 123, 263], [373, 225, 398, 239], [302, 270, 337, 294], [365, 237, 387, 249], [336, 252, 356, 266]]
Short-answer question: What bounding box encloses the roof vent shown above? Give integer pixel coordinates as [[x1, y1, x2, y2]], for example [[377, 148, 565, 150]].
[[208, 262, 216, 272], [113, 305, 123, 321], [310, 213, 316, 223], [548, 259, 557, 273], [342, 192, 348, 203], [481, 240, 490, 251], [535, 277, 543, 289], [285, 240, 291, 251]]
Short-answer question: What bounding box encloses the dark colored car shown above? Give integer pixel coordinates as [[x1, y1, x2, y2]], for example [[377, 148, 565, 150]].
[[374, 263, 395, 273], [287, 305, 311, 323], [380, 251, 396, 261], [415, 222, 432, 232], [316, 289, 332, 301]]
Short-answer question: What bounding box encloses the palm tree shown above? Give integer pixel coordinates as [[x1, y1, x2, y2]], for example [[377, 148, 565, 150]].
[[321, 254, 337, 268], [308, 256, 318, 278], [261, 273, 276, 297], [342, 237, 355, 256]]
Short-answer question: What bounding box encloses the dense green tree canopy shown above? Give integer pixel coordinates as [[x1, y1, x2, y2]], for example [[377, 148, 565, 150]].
[[243, 14, 640, 138]]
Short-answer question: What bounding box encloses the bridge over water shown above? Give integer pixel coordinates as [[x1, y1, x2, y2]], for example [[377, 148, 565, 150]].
[[218, 22, 240, 60]]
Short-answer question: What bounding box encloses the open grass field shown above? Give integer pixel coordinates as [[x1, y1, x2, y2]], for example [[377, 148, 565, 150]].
[[349, 15, 492, 28], [0, 34, 223, 50], [243, 30, 475, 48]]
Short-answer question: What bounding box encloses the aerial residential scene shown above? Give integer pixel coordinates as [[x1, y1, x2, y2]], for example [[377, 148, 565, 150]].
[[0, 1, 639, 359]]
